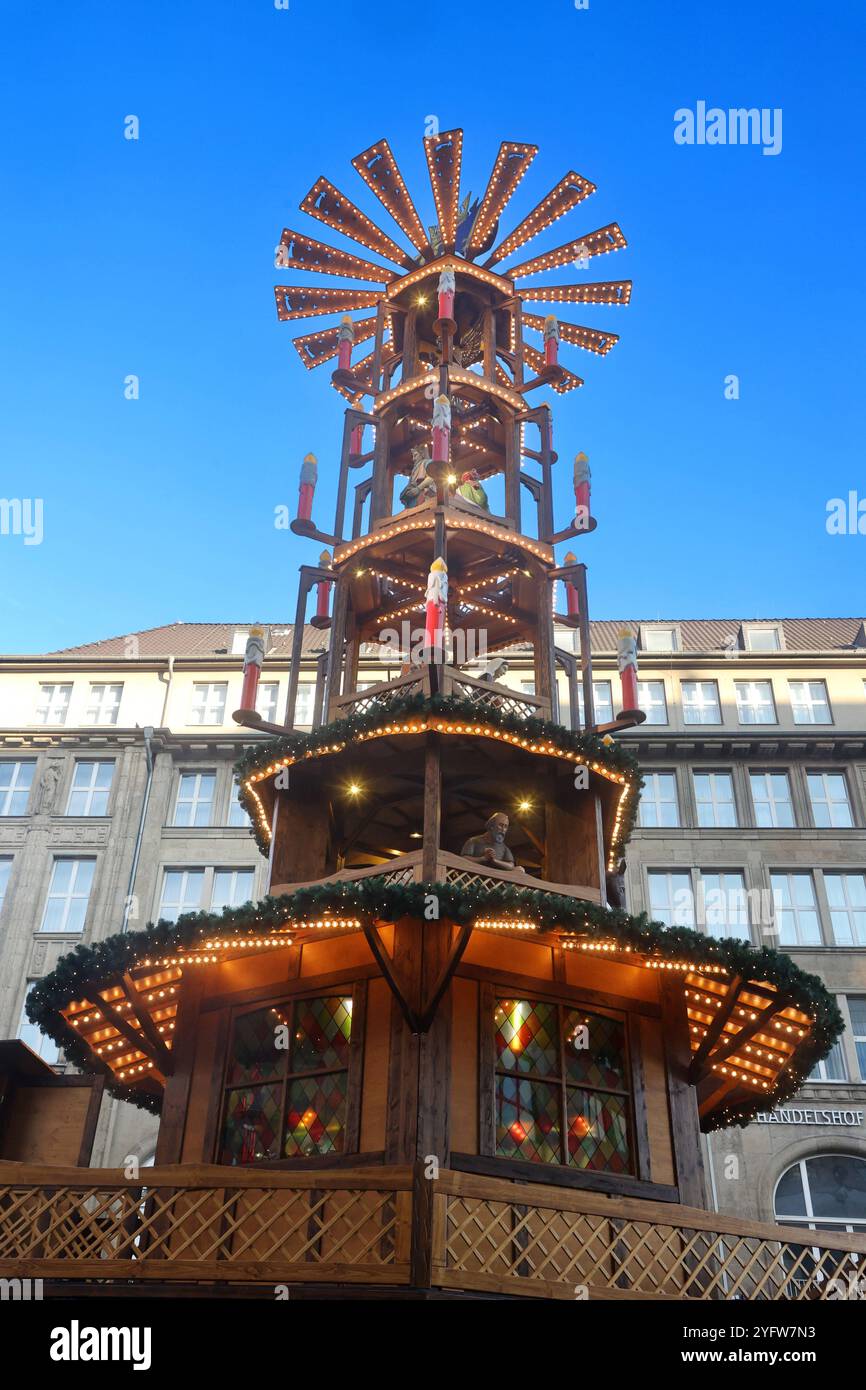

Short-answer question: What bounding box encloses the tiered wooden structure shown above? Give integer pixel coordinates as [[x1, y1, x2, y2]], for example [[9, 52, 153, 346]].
[[5, 132, 854, 1301]]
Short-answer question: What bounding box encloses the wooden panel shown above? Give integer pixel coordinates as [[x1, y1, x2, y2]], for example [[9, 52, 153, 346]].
[[660, 976, 706, 1207], [211, 950, 296, 996], [639, 1016, 675, 1186], [180, 1010, 223, 1163], [564, 950, 659, 1004], [270, 788, 330, 885], [360, 979, 391, 1152], [2, 1085, 92, 1164], [462, 932, 554, 978], [450, 977, 478, 1155], [301, 934, 373, 977]]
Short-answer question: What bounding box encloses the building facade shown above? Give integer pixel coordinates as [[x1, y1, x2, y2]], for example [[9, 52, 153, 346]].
[[1, 616, 864, 1236]]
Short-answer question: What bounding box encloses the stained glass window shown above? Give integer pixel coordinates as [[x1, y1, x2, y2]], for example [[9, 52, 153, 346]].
[[494, 997, 632, 1174], [219, 993, 354, 1164]]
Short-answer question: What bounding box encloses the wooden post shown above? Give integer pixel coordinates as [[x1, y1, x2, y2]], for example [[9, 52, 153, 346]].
[[371, 300, 386, 395], [482, 305, 496, 381], [421, 733, 441, 880], [573, 563, 595, 731], [533, 569, 555, 712], [323, 575, 349, 717], [660, 975, 707, 1209], [285, 570, 313, 727], [369, 414, 391, 524], [402, 306, 418, 381], [504, 413, 521, 530], [539, 406, 554, 538]]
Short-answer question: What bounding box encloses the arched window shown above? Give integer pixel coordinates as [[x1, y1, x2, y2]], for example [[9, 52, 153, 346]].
[[774, 1154, 866, 1234]]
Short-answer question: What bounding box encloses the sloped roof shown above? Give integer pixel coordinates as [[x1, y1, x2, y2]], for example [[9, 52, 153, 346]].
[[34, 617, 866, 661]]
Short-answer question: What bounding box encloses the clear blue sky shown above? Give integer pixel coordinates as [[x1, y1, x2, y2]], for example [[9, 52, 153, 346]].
[[1, 0, 864, 654]]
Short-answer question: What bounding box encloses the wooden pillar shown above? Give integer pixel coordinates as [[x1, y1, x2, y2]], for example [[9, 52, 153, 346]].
[[539, 407, 554, 538], [371, 300, 386, 395], [660, 975, 707, 1209], [533, 570, 555, 711], [324, 575, 350, 717], [369, 414, 391, 524], [573, 563, 595, 731], [402, 307, 418, 381], [285, 570, 313, 727], [482, 306, 496, 381], [155, 969, 207, 1164], [421, 733, 441, 880], [512, 301, 525, 387], [504, 414, 521, 530]]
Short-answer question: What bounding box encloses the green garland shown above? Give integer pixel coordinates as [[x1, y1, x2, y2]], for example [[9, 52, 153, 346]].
[[27, 878, 842, 1126], [234, 691, 644, 856]]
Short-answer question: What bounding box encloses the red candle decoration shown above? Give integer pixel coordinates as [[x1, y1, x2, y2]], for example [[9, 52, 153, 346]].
[[315, 550, 333, 622], [563, 550, 580, 617], [617, 625, 640, 713], [424, 557, 448, 660], [349, 423, 364, 457], [337, 315, 354, 371], [543, 314, 560, 367], [298, 452, 318, 522], [432, 393, 451, 464], [437, 266, 456, 323], [573, 451, 591, 528], [240, 624, 267, 712]]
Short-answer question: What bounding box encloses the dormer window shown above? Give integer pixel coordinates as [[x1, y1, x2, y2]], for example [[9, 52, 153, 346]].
[[743, 625, 782, 652], [640, 626, 678, 653]]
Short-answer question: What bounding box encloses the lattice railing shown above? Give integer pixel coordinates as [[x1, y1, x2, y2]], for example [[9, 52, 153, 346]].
[[2, 1163, 862, 1297], [431, 1172, 866, 1301]]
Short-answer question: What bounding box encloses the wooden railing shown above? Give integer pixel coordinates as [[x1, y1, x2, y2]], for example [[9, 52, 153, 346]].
[[270, 848, 602, 906], [1, 1162, 864, 1299], [329, 665, 551, 724]]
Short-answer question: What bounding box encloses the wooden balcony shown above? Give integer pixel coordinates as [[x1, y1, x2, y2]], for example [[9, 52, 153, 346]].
[[1, 1161, 863, 1300], [271, 847, 603, 906], [328, 664, 552, 725]]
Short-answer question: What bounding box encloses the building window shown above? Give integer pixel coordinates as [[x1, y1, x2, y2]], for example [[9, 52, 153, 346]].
[[18, 983, 60, 1064], [159, 868, 205, 922], [735, 680, 776, 725], [681, 681, 721, 725], [212, 868, 256, 911], [693, 771, 737, 828], [641, 626, 678, 652], [770, 872, 821, 947], [698, 871, 751, 942], [576, 681, 613, 727], [807, 773, 854, 829], [493, 997, 631, 1174], [219, 994, 354, 1163], [0, 857, 11, 910], [85, 683, 123, 725], [775, 1156, 866, 1234], [848, 998, 866, 1080], [66, 761, 114, 817], [744, 626, 781, 652], [293, 684, 315, 727], [228, 777, 248, 827], [638, 773, 679, 828], [173, 771, 216, 827], [824, 873, 866, 947], [789, 680, 832, 725], [35, 683, 72, 725], [0, 760, 35, 815], [189, 683, 228, 726], [40, 858, 95, 933], [636, 680, 667, 725], [750, 771, 795, 828], [808, 1037, 847, 1083], [647, 870, 695, 927], [256, 682, 280, 724]]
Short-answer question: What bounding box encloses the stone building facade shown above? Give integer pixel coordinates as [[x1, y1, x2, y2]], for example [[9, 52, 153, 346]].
[[1, 617, 864, 1234]]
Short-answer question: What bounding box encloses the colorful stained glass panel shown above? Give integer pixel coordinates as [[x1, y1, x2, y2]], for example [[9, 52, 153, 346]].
[[284, 1072, 348, 1157], [291, 995, 352, 1073], [566, 1088, 629, 1173], [495, 1075, 561, 1164], [563, 1009, 627, 1091], [220, 1084, 282, 1165], [494, 998, 558, 1077], [227, 1006, 283, 1086]]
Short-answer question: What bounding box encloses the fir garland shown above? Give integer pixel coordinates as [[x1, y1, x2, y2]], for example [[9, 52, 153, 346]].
[[27, 878, 842, 1126], [233, 691, 644, 856]]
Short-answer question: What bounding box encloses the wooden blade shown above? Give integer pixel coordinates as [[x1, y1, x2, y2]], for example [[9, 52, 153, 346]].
[[352, 139, 432, 254], [277, 229, 394, 283], [274, 285, 381, 321], [521, 281, 633, 307], [485, 171, 596, 267], [523, 343, 584, 393], [522, 312, 619, 356], [292, 315, 379, 370], [465, 141, 538, 257], [423, 128, 463, 253], [300, 176, 408, 267], [507, 223, 627, 279]]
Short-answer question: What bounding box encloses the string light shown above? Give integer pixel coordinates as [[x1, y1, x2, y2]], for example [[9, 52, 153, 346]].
[[486, 170, 597, 267]]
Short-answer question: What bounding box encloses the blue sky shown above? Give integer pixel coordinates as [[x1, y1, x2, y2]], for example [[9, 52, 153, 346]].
[[1, 0, 864, 653]]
